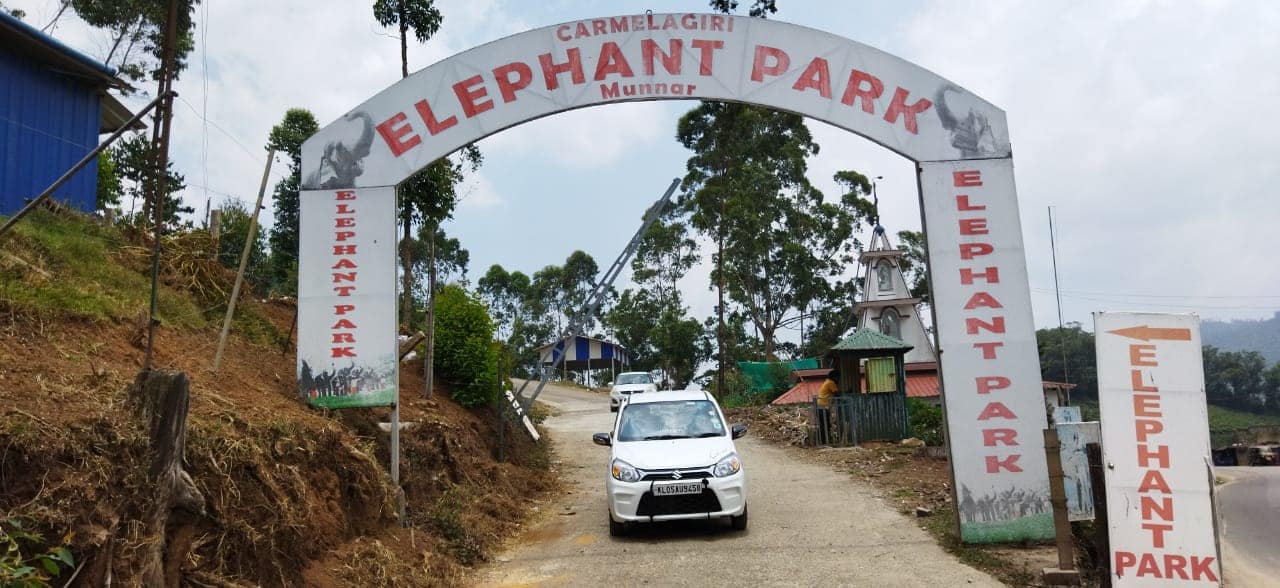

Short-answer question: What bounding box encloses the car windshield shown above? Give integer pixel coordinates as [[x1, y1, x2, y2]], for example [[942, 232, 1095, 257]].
[[616, 373, 652, 385], [616, 400, 725, 442]]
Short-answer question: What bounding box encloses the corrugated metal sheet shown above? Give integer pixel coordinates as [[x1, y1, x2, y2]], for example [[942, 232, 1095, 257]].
[[1, 44, 100, 216], [866, 357, 897, 393]]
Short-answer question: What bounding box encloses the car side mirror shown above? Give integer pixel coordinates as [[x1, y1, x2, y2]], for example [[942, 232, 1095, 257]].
[[731, 423, 748, 439], [592, 432, 612, 446]]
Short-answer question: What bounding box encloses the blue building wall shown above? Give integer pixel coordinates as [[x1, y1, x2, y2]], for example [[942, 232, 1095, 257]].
[[0, 44, 101, 216]]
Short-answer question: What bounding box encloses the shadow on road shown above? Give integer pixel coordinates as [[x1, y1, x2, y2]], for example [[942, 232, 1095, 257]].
[[611, 519, 748, 543]]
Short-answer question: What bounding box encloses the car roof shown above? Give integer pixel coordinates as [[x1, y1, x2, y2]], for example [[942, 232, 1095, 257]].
[[625, 389, 713, 405], [617, 371, 650, 376]]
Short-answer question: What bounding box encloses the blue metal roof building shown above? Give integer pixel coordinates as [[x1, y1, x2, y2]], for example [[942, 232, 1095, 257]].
[[0, 10, 136, 216]]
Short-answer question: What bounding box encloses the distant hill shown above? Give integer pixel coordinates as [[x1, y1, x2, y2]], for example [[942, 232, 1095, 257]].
[[1202, 312, 1280, 364]]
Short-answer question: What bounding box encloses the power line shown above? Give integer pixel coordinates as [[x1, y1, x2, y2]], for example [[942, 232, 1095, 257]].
[[1030, 289, 1280, 312], [173, 94, 288, 182], [1037, 287, 1280, 300]]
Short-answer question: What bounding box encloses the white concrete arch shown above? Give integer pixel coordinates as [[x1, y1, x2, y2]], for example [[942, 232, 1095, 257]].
[[297, 13, 1051, 545]]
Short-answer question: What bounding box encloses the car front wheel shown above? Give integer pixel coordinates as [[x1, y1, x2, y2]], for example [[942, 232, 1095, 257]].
[[730, 505, 748, 531]]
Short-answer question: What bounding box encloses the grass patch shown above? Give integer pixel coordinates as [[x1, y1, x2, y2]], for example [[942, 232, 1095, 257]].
[[0, 211, 208, 328]]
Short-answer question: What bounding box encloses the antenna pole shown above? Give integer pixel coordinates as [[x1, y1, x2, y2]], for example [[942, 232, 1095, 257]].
[[1048, 207, 1069, 398]]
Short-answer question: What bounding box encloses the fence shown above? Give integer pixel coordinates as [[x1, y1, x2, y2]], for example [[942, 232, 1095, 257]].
[[810, 392, 909, 446]]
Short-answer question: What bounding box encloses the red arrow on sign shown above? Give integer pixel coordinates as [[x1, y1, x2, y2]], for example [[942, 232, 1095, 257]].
[[1106, 325, 1192, 342]]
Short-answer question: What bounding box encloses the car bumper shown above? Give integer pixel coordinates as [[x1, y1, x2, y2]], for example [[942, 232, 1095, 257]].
[[607, 471, 746, 522]]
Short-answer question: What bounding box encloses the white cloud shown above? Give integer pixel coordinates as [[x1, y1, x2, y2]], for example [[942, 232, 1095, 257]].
[[896, 0, 1280, 325]]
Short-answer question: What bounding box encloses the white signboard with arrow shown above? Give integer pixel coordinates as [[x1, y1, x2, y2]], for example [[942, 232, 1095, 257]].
[[1094, 312, 1220, 586]]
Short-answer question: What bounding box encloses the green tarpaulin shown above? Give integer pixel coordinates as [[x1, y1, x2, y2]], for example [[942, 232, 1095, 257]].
[[736, 358, 819, 392]]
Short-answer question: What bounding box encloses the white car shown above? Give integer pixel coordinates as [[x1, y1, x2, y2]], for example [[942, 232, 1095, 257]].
[[608, 371, 658, 412], [593, 390, 748, 536]]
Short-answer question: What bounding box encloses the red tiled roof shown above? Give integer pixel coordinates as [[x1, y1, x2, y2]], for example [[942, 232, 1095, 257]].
[[772, 380, 823, 405], [906, 373, 941, 398]]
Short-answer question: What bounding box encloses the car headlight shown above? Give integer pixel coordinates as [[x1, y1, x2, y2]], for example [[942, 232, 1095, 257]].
[[712, 453, 741, 477], [611, 459, 641, 482]]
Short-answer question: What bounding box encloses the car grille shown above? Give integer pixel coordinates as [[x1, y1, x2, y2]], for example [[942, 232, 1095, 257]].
[[641, 469, 712, 481], [636, 489, 722, 516]]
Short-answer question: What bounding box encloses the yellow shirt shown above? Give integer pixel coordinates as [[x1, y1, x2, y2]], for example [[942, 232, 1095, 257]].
[[817, 378, 838, 408]]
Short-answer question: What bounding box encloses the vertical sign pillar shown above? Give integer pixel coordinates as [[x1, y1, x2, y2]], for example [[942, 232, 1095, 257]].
[[1094, 312, 1220, 586], [920, 157, 1053, 543], [297, 187, 399, 409]]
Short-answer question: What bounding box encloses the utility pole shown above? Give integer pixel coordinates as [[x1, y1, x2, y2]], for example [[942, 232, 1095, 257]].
[[143, 0, 180, 371], [213, 151, 274, 372], [716, 190, 726, 398], [425, 224, 436, 398]]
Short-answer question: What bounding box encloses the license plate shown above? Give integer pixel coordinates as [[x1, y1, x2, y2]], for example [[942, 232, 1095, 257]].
[[653, 481, 703, 496]]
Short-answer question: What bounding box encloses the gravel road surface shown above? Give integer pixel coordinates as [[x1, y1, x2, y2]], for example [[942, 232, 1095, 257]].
[[477, 381, 1000, 587]]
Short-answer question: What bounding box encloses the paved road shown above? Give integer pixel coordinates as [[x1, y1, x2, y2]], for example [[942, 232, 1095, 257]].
[[1218, 466, 1280, 587], [478, 381, 999, 587]]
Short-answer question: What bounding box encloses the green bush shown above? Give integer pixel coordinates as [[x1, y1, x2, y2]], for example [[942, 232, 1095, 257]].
[[433, 285, 499, 409], [767, 362, 794, 401], [0, 518, 74, 587], [719, 370, 770, 408], [907, 397, 944, 446]]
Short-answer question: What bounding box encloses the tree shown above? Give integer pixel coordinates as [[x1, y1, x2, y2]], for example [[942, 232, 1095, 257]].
[[895, 229, 931, 302], [1203, 346, 1271, 413], [395, 147, 481, 329], [477, 264, 530, 343], [561, 249, 601, 331], [96, 149, 122, 211], [604, 290, 660, 373], [1265, 362, 1280, 414], [112, 132, 190, 228], [265, 108, 320, 293], [0, 2, 25, 18], [632, 217, 699, 309], [477, 264, 549, 376], [1036, 323, 1098, 400], [678, 103, 870, 360], [709, 0, 777, 17], [407, 223, 469, 322], [432, 284, 499, 408], [612, 215, 709, 387], [215, 198, 268, 289], [57, 0, 201, 92], [373, 0, 442, 79]]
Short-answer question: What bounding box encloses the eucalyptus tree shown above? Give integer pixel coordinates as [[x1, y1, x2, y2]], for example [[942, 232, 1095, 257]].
[[371, 0, 482, 331]]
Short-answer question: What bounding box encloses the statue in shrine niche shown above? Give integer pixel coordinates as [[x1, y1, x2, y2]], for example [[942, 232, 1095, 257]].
[[876, 261, 893, 292]]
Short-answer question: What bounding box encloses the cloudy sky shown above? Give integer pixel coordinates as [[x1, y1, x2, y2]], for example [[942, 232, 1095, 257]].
[[15, 0, 1280, 333]]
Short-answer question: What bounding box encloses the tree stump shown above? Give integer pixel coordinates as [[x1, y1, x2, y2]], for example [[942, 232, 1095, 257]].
[[130, 369, 206, 586]]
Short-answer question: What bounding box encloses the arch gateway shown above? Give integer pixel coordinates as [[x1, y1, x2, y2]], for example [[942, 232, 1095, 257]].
[[297, 13, 1050, 543]]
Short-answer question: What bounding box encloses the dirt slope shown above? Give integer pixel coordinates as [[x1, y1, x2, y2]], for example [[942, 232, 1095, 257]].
[[0, 211, 555, 585]]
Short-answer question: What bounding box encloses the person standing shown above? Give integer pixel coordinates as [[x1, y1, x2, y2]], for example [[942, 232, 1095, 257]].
[[816, 369, 840, 445]]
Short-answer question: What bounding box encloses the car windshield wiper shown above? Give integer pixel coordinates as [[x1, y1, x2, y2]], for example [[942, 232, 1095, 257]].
[[692, 432, 723, 438], [643, 434, 690, 441]]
